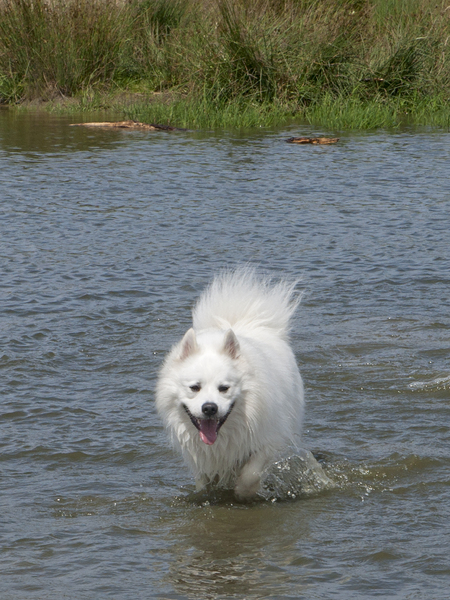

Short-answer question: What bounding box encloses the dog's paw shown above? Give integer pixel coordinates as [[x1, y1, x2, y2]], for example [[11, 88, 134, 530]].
[[195, 475, 209, 491]]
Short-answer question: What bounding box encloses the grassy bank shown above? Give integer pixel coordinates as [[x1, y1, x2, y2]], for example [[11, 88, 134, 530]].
[[1, 0, 450, 129]]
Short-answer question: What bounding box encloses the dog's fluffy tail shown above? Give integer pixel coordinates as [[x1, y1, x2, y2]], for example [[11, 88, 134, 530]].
[[192, 268, 301, 339]]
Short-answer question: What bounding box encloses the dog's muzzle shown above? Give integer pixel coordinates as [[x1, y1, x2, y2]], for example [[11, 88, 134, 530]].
[[182, 402, 235, 444]]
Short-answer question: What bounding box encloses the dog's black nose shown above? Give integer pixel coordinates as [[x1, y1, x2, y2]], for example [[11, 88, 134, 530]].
[[202, 402, 218, 417]]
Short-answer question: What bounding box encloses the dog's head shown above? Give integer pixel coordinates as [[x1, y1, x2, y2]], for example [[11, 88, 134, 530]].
[[173, 328, 242, 445]]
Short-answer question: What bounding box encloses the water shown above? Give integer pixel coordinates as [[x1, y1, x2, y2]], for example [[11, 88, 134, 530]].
[[1, 109, 449, 599]]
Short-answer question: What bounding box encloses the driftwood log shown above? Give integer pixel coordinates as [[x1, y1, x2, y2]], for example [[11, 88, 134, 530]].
[[286, 136, 339, 145], [70, 120, 184, 131]]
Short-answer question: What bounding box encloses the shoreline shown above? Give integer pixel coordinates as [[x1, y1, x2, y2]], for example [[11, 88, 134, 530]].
[[2, 0, 450, 130], [4, 91, 450, 131]]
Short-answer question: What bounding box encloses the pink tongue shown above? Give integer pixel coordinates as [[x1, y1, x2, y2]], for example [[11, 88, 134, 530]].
[[199, 420, 218, 445]]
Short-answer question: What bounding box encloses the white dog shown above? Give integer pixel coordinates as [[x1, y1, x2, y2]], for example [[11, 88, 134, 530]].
[[156, 269, 304, 499]]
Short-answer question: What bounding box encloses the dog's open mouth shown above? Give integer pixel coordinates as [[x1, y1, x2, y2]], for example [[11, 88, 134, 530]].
[[183, 403, 235, 445]]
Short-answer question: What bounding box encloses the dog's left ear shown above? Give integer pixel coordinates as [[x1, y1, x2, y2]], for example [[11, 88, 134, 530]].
[[222, 329, 240, 359]]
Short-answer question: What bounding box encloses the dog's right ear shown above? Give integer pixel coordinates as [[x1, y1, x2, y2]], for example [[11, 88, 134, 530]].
[[178, 328, 198, 360]]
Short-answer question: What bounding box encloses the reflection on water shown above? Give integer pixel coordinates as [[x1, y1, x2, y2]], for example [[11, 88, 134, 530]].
[[167, 501, 311, 599], [1, 108, 449, 600], [0, 109, 128, 154]]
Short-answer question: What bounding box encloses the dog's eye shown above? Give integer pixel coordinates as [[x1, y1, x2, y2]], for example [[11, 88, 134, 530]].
[[189, 384, 201, 393], [218, 385, 230, 393]]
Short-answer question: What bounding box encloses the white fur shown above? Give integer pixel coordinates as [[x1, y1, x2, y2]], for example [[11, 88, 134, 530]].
[[155, 268, 304, 499]]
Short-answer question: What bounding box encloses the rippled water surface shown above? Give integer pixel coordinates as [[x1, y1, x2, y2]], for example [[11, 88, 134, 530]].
[[1, 109, 449, 599]]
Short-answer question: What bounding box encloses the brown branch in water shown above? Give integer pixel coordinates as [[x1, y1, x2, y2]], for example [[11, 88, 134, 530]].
[[286, 137, 339, 145], [70, 121, 186, 131]]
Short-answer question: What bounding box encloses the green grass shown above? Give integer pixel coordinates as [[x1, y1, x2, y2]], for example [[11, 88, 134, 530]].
[[124, 93, 450, 130], [125, 96, 297, 129], [303, 94, 408, 130], [2, 0, 450, 129]]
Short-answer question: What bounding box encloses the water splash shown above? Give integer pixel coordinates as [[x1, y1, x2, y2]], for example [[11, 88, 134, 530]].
[[261, 449, 336, 501], [408, 375, 450, 391]]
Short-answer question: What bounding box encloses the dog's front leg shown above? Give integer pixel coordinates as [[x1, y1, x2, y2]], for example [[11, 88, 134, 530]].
[[195, 474, 209, 491], [234, 453, 269, 500]]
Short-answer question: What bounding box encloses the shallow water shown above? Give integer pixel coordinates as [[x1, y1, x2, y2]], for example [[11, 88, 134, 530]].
[[1, 109, 449, 599]]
